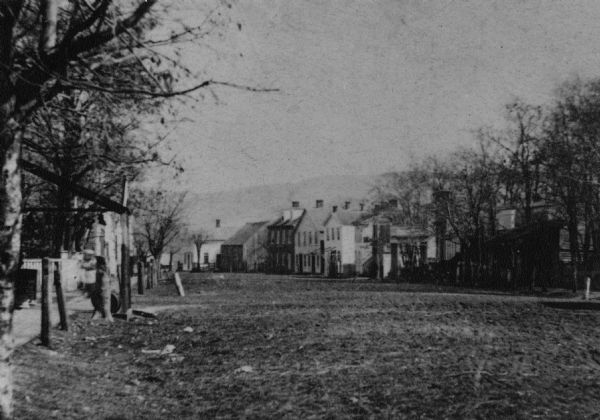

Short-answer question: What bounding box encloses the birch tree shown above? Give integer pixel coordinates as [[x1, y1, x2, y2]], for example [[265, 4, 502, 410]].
[[0, 1, 273, 416]]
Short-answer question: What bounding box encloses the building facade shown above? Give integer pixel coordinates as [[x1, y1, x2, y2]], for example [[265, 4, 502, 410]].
[[323, 209, 365, 277], [294, 202, 330, 275], [220, 221, 270, 272], [266, 205, 304, 274]]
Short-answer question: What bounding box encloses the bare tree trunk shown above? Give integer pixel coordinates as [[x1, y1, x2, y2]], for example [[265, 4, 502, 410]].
[[0, 118, 23, 419]]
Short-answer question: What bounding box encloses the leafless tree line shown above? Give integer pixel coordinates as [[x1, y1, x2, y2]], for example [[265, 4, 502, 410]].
[[373, 77, 600, 288]]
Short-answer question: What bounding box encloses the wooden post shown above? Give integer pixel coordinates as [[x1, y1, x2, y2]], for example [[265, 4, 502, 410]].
[[152, 262, 156, 289], [174, 272, 185, 297], [157, 262, 161, 284], [137, 260, 144, 295], [146, 262, 151, 289], [585, 276, 591, 300], [120, 213, 131, 314], [120, 178, 132, 314], [53, 262, 68, 331], [41, 258, 50, 346]]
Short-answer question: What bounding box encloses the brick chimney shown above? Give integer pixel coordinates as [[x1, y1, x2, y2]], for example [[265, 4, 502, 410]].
[[332, 205, 338, 213], [292, 201, 300, 208], [216, 219, 221, 228], [316, 199, 323, 208], [344, 201, 351, 210]]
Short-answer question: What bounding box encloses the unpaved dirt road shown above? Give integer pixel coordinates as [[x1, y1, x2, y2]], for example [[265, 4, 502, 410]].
[[13, 273, 600, 419]]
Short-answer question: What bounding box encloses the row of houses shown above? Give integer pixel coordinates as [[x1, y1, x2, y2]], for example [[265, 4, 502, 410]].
[[266, 200, 371, 276], [171, 198, 444, 279], [168, 190, 592, 290]]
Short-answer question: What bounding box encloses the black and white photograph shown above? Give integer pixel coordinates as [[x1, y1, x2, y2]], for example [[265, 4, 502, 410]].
[[2, 0, 600, 418]]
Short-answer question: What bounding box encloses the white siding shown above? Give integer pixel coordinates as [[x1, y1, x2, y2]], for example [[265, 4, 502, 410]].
[[341, 225, 356, 265]]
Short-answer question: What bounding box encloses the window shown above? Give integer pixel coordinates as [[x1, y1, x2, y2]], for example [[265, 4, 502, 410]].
[[337, 227, 341, 240], [309, 231, 312, 245], [203, 253, 209, 264], [303, 231, 307, 246], [297, 233, 301, 246], [326, 228, 329, 241]]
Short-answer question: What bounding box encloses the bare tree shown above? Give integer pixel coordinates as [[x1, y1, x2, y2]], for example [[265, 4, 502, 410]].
[[22, 89, 180, 255], [371, 166, 431, 228], [481, 100, 545, 223], [0, 1, 274, 415], [190, 230, 210, 271], [538, 78, 600, 290], [133, 189, 187, 271]]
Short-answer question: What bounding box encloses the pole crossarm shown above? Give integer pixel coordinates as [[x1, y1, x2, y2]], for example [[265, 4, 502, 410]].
[[23, 207, 108, 213], [21, 160, 130, 214]]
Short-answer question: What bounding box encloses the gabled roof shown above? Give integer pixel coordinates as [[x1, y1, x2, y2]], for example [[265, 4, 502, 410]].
[[203, 225, 240, 241], [269, 209, 305, 228], [297, 207, 331, 230], [324, 210, 366, 226], [222, 221, 269, 246]]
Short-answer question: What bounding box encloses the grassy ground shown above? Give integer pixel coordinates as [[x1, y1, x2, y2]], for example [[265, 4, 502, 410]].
[[13, 273, 600, 419]]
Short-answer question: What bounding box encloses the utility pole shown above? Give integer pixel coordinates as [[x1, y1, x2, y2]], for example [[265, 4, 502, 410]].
[[41, 258, 50, 346], [54, 261, 67, 330], [120, 179, 132, 316]]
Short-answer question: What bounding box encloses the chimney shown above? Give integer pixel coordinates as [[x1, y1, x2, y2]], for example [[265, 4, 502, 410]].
[[344, 201, 351, 210], [216, 219, 221, 228], [316, 199, 323, 208], [360, 203, 365, 211], [292, 201, 300, 208], [332, 205, 338, 213]]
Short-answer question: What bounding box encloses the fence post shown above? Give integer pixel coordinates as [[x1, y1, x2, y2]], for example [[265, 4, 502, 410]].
[[137, 261, 144, 295], [174, 272, 185, 297], [53, 262, 68, 331], [146, 264, 154, 289], [585, 276, 591, 300], [41, 258, 50, 347], [119, 213, 131, 314]]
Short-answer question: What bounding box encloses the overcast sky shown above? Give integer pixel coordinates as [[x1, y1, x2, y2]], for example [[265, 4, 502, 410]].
[[147, 0, 600, 193]]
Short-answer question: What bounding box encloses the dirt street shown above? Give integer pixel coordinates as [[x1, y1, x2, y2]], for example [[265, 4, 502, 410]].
[[13, 273, 600, 419]]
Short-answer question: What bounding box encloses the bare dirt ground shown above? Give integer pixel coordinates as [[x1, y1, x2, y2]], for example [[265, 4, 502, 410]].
[[13, 273, 600, 419]]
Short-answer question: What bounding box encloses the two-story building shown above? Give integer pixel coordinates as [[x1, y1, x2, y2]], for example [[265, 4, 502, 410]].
[[266, 204, 305, 274], [220, 221, 270, 272], [294, 200, 330, 275], [323, 208, 365, 277]]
